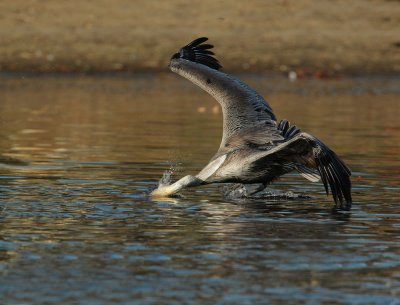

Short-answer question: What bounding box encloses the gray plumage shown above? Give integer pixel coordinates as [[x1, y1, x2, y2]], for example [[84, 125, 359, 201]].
[[152, 37, 352, 210]]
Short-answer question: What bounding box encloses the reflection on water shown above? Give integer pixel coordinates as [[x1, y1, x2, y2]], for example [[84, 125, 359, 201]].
[[0, 74, 399, 304]]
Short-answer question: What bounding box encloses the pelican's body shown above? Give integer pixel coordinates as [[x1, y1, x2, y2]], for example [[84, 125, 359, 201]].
[[152, 38, 352, 210]]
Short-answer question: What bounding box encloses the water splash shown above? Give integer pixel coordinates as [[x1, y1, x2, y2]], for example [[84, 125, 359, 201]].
[[158, 162, 180, 187], [150, 165, 185, 199], [158, 169, 173, 187]]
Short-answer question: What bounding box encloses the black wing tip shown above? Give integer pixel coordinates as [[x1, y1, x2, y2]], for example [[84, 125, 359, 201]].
[[315, 147, 352, 211], [171, 37, 222, 70], [278, 119, 301, 139]]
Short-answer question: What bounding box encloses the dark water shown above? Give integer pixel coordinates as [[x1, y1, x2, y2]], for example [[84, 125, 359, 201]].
[[0, 74, 399, 304]]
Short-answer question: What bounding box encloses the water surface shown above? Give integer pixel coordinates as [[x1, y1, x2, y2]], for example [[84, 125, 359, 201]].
[[0, 74, 399, 304]]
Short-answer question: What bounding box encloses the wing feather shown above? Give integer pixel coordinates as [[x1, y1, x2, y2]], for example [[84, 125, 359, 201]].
[[171, 37, 222, 70], [299, 134, 352, 209], [249, 132, 352, 210]]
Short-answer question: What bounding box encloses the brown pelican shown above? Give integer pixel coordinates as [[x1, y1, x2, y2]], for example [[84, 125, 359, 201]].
[[151, 37, 352, 210]]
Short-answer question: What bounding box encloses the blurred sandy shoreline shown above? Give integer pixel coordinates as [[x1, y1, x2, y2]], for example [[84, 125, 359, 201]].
[[0, 0, 399, 75]]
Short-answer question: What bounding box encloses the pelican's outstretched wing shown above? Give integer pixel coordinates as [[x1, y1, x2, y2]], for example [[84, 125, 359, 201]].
[[169, 37, 278, 149], [249, 132, 352, 210]]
